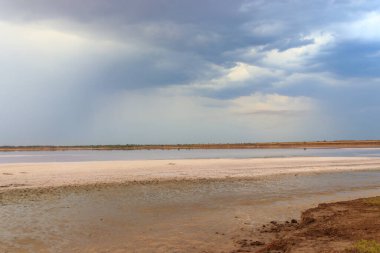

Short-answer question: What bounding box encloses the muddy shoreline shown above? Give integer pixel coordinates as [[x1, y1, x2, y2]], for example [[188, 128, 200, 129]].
[[1, 185, 379, 253], [1, 180, 379, 252], [231, 196, 380, 253]]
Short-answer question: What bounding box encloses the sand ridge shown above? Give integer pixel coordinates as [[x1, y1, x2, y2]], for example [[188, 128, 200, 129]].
[[1, 157, 380, 191]]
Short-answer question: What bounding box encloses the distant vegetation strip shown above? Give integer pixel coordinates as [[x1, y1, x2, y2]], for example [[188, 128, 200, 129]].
[[1, 140, 380, 151]]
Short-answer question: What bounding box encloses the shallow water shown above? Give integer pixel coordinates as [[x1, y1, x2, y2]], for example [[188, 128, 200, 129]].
[[1, 148, 380, 163], [1, 170, 380, 252]]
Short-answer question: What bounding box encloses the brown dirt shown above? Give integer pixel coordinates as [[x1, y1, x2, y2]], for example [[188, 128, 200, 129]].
[[231, 196, 380, 253]]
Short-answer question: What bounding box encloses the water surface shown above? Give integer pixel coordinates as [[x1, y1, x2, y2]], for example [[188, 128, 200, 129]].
[[1, 148, 380, 163]]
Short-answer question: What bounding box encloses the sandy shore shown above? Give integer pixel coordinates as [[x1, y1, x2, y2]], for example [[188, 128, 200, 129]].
[[1, 157, 380, 191]]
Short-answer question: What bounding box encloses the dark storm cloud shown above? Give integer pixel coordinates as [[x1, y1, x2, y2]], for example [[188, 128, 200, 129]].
[[0, 0, 245, 24], [0, 0, 248, 53], [78, 48, 216, 90], [1, 0, 379, 84], [0, 1, 249, 90], [315, 41, 380, 78], [0, 0, 375, 61]]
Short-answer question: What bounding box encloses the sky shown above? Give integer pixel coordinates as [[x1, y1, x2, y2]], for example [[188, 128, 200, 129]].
[[0, 0, 380, 145]]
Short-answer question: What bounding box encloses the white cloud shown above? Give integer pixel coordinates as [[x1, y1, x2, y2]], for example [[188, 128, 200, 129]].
[[222, 92, 330, 141], [273, 71, 344, 88], [189, 62, 284, 90], [228, 92, 315, 116], [340, 12, 380, 41], [262, 32, 335, 69], [226, 62, 282, 82]]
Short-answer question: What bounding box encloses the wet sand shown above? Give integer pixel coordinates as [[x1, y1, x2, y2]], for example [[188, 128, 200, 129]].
[[1, 157, 380, 252]]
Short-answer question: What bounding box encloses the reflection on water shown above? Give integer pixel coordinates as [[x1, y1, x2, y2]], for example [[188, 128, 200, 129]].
[[1, 148, 380, 163], [1, 171, 380, 252]]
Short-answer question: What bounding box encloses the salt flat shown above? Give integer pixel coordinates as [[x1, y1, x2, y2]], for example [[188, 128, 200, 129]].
[[1, 157, 380, 190]]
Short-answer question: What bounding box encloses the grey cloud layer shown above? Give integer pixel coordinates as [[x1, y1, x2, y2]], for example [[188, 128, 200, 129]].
[[0, 0, 379, 144]]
